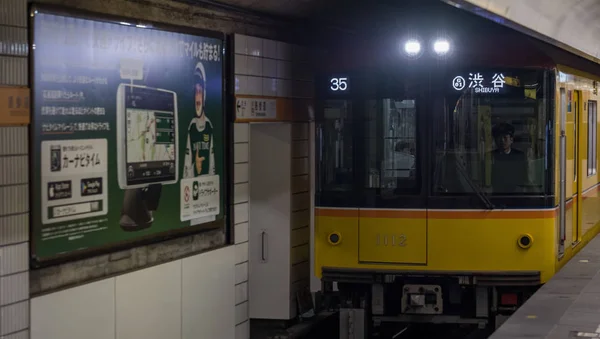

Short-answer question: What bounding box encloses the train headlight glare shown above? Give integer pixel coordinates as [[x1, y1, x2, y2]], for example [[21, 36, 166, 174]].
[[404, 39, 421, 55], [433, 39, 450, 55]]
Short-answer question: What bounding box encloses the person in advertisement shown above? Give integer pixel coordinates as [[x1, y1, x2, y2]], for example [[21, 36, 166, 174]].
[[183, 61, 215, 178]]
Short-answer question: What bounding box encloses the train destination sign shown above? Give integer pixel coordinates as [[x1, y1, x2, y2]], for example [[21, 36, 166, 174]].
[[452, 72, 507, 93]]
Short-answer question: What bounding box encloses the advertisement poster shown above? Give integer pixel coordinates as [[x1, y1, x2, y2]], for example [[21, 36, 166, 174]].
[[31, 9, 225, 260]]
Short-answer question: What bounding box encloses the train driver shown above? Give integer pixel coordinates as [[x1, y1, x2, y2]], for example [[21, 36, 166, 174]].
[[490, 122, 528, 193]]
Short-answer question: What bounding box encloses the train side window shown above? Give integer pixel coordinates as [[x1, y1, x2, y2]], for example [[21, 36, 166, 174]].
[[316, 100, 354, 194], [364, 99, 418, 196], [588, 100, 598, 176]]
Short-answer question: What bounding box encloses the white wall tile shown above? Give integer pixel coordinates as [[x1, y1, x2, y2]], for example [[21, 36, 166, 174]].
[[235, 262, 248, 285], [234, 202, 249, 224], [262, 58, 277, 78], [234, 163, 249, 183], [234, 143, 249, 164], [234, 182, 249, 204], [292, 158, 309, 176], [291, 227, 310, 248], [31, 278, 115, 339], [291, 261, 310, 283], [182, 247, 235, 339], [263, 39, 278, 59], [1, 271, 28, 306], [234, 54, 247, 75], [277, 79, 292, 98], [234, 123, 249, 143], [235, 241, 248, 264], [0, 156, 27, 185], [277, 41, 292, 61], [291, 244, 310, 265], [292, 140, 309, 158], [262, 77, 278, 97], [0, 185, 28, 215], [235, 75, 248, 95], [247, 56, 262, 76], [292, 175, 309, 194], [1, 301, 28, 335], [277, 60, 292, 80], [292, 192, 310, 211], [116, 260, 182, 339], [292, 209, 310, 230], [235, 282, 248, 305], [0, 213, 28, 246], [247, 76, 263, 96], [0, 242, 28, 276], [0, 127, 27, 155], [235, 301, 248, 324], [234, 222, 249, 244], [235, 321, 249, 339], [292, 123, 309, 140], [234, 34, 247, 55], [247, 36, 262, 57]]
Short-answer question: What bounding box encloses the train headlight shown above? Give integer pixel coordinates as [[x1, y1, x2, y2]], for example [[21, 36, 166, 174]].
[[404, 39, 421, 56], [328, 232, 342, 246], [517, 234, 533, 249], [433, 39, 450, 55]]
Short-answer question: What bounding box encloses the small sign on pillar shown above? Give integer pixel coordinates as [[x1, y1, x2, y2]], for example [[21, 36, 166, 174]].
[[235, 96, 277, 121], [0, 86, 30, 125]]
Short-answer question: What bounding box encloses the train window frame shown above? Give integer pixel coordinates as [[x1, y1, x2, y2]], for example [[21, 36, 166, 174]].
[[314, 98, 357, 207], [588, 100, 598, 176], [432, 68, 552, 198], [362, 98, 419, 196]]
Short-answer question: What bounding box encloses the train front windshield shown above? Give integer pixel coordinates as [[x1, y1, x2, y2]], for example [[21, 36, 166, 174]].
[[433, 69, 551, 197]]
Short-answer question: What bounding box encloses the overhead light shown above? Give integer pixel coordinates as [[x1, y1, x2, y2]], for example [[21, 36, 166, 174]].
[[136, 24, 147, 28], [404, 39, 421, 56], [433, 39, 450, 55], [119, 22, 131, 26]]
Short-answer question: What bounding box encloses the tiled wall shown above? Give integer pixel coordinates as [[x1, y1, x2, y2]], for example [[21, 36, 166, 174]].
[[233, 123, 250, 339], [234, 34, 314, 101], [30, 246, 236, 339], [0, 0, 30, 338], [233, 33, 313, 322], [290, 122, 311, 315]]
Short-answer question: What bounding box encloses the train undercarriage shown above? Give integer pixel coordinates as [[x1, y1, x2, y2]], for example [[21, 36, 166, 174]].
[[322, 269, 540, 338]]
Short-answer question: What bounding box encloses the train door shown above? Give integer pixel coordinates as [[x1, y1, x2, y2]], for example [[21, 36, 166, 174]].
[[558, 87, 566, 256], [573, 90, 583, 244]]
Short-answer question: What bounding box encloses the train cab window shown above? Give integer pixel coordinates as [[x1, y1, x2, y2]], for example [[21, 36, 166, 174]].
[[364, 99, 418, 197], [316, 100, 354, 201], [588, 101, 598, 176], [434, 70, 550, 196]]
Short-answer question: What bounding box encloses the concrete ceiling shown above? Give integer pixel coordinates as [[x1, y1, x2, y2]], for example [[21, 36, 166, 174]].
[[210, 0, 324, 16], [446, 0, 600, 63], [185, 0, 600, 64]]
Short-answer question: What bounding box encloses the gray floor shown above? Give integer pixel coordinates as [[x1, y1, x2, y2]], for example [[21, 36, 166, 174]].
[[490, 235, 600, 339]]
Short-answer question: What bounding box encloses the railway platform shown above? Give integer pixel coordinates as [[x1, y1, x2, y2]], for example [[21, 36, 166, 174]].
[[490, 234, 600, 339]]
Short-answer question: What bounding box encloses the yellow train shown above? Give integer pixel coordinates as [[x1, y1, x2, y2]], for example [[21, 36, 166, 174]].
[[313, 13, 600, 338]]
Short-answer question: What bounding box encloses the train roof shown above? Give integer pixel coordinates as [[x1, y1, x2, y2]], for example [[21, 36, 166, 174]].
[[316, 1, 600, 79]]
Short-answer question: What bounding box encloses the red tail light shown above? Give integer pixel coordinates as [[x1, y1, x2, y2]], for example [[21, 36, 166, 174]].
[[500, 293, 518, 305]]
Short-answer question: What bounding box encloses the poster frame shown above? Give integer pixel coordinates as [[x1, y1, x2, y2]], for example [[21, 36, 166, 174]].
[[28, 3, 233, 268]]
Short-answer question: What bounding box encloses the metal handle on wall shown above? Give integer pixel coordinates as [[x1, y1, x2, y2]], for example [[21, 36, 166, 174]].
[[261, 231, 268, 263]]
